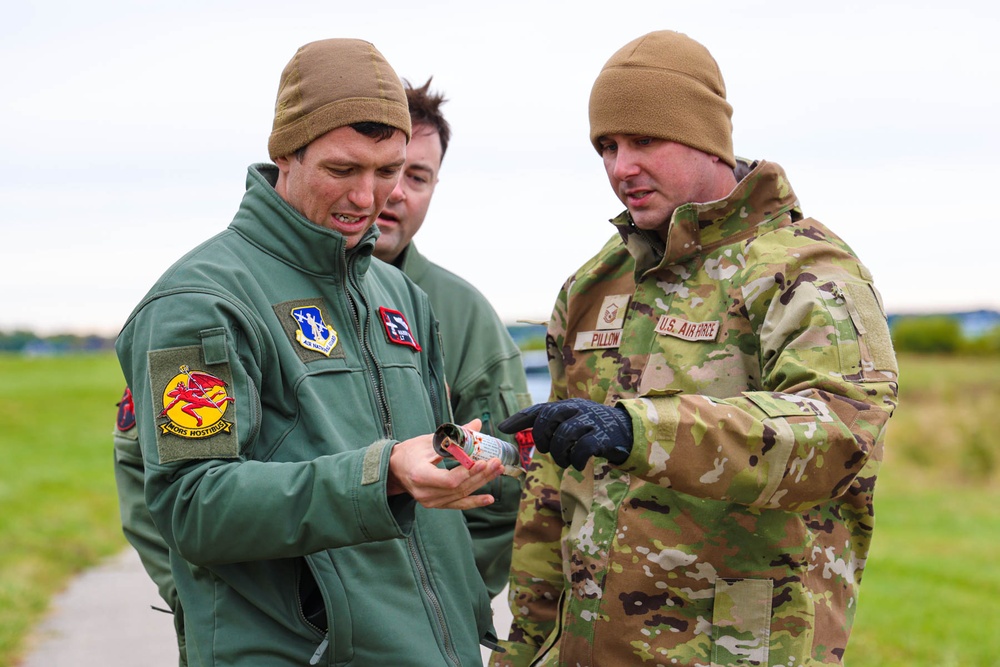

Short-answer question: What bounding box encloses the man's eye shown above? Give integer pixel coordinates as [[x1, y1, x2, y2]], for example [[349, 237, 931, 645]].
[[600, 143, 617, 154], [636, 137, 653, 146]]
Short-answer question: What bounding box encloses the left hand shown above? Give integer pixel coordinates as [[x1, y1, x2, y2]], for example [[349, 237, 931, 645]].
[[498, 398, 633, 471]]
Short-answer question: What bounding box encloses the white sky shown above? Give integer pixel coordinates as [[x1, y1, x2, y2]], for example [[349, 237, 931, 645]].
[[2, 0, 997, 335]]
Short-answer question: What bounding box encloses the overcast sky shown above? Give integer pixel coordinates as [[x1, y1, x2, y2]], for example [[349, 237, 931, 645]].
[[2, 1, 997, 335]]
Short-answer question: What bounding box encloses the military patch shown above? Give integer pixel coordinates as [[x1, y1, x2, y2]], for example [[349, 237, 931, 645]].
[[597, 294, 630, 330], [573, 328, 622, 350], [273, 299, 346, 362], [116, 386, 136, 431], [291, 305, 339, 356], [148, 345, 240, 463], [379, 306, 421, 351], [159, 367, 235, 438], [655, 315, 720, 342]]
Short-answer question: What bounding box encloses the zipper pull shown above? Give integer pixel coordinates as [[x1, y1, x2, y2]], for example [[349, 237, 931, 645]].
[[309, 633, 329, 665]]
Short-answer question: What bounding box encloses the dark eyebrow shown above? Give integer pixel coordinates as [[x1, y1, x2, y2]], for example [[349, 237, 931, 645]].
[[319, 157, 405, 170], [407, 162, 435, 175]]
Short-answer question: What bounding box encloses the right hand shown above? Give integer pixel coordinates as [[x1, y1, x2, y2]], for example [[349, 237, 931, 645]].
[[387, 419, 504, 510], [498, 398, 634, 471]]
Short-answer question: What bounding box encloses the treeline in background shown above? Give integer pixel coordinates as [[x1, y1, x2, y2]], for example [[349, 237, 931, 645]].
[[888, 309, 1000, 355], [5, 308, 1000, 355]]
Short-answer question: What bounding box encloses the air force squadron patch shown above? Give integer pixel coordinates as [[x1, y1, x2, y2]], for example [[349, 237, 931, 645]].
[[148, 345, 240, 464], [379, 307, 421, 351], [159, 367, 235, 438]]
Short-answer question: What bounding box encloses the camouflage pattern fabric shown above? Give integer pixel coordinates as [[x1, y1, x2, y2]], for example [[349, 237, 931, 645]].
[[491, 160, 898, 667]]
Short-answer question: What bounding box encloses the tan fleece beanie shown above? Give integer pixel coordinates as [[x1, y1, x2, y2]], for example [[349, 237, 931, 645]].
[[589, 31, 735, 168], [268, 39, 411, 161]]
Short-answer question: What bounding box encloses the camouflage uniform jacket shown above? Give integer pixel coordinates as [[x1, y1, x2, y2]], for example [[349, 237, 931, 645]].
[[494, 160, 898, 667]]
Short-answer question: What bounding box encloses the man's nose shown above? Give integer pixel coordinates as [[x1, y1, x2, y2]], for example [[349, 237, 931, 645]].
[[348, 174, 376, 209], [387, 178, 405, 204], [611, 146, 641, 181]]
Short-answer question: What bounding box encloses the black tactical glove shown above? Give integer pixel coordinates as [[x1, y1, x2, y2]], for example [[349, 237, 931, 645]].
[[498, 398, 633, 471]]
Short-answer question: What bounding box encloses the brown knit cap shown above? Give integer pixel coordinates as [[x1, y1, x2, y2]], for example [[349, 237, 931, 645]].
[[589, 31, 735, 168], [268, 38, 411, 160]]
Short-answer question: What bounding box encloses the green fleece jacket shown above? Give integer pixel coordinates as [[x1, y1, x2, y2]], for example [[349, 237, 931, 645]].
[[395, 242, 531, 597], [116, 164, 494, 666]]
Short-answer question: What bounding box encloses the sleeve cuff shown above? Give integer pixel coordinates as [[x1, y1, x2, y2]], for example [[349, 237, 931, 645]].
[[356, 439, 415, 540]]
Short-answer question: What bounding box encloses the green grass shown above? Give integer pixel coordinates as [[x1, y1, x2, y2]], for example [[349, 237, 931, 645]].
[[1, 352, 998, 666], [848, 467, 1000, 666], [0, 352, 126, 666], [845, 354, 1000, 666]]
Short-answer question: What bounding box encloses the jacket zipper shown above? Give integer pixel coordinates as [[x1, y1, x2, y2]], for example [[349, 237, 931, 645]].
[[343, 248, 460, 664], [303, 249, 388, 667], [408, 535, 461, 667], [427, 326, 446, 422], [309, 634, 329, 665], [345, 251, 393, 437], [299, 557, 329, 665]]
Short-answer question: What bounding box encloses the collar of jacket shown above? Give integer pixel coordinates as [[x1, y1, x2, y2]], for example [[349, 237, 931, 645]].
[[612, 159, 802, 275], [395, 241, 431, 282], [229, 163, 379, 277]]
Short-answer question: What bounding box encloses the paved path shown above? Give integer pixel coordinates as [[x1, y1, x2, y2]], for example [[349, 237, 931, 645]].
[[20, 548, 513, 666], [19, 549, 178, 667]]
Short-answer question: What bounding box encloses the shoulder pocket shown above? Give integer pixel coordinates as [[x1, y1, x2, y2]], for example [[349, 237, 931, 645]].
[[843, 282, 898, 376]]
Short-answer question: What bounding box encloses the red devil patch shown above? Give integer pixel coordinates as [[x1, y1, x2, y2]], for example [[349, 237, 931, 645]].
[[159, 366, 235, 438], [117, 386, 136, 431]]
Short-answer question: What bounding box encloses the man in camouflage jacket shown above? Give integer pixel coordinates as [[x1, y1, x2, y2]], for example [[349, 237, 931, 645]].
[[491, 31, 898, 667]]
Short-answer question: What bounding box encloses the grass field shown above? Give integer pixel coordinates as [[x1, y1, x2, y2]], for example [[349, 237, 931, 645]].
[[0, 352, 997, 666], [848, 469, 1000, 666], [0, 352, 126, 666]]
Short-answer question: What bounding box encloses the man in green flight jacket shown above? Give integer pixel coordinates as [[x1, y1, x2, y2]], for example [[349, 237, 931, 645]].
[[116, 38, 506, 667]]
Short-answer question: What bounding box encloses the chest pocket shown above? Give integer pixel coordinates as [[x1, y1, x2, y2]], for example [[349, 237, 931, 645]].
[[636, 309, 756, 400]]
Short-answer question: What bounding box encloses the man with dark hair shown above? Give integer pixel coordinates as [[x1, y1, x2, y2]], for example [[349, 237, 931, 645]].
[[372, 78, 452, 264], [115, 39, 506, 666], [492, 30, 898, 667], [373, 78, 531, 597]]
